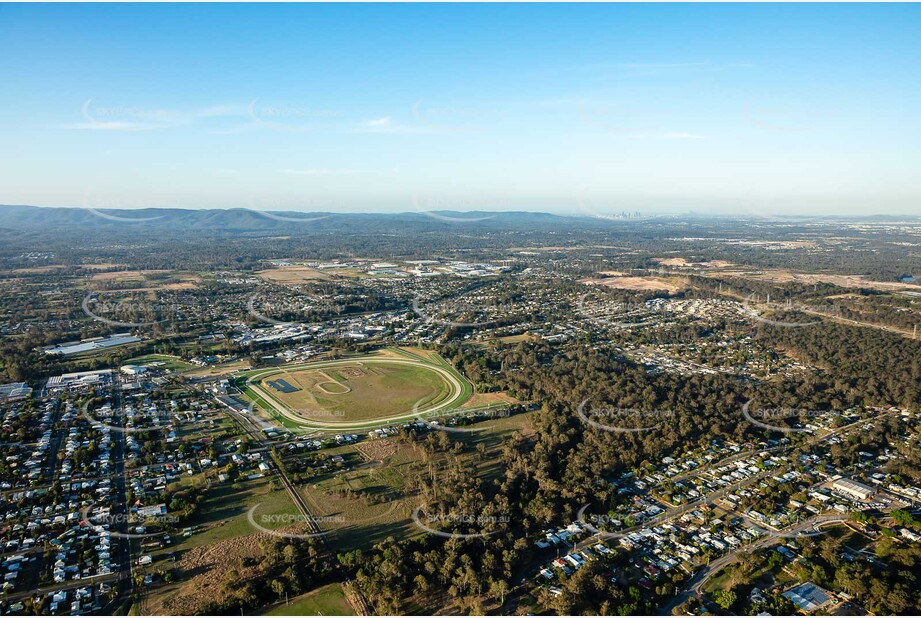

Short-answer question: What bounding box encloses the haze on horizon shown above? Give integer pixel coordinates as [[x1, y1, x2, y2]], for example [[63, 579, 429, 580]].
[[1, 3, 920, 217]]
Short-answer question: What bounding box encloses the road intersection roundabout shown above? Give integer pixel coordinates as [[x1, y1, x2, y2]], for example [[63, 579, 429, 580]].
[[238, 350, 476, 431]]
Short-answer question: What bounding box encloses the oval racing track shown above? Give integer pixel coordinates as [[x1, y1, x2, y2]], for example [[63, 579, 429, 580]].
[[242, 357, 470, 430]]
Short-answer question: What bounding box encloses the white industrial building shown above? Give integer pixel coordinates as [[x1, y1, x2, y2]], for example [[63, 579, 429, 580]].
[[832, 477, 875, 501]]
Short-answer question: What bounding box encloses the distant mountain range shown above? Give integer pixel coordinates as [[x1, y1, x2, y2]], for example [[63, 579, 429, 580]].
[[0, 204, 916, 237], [0, 204, 581, 234]]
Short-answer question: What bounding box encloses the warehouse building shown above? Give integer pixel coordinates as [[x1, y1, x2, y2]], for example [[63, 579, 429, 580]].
[[832, 477, 875, 501]]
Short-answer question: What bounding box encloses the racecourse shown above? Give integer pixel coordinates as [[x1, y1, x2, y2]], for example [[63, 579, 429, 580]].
[[239, 352, 473, 431]]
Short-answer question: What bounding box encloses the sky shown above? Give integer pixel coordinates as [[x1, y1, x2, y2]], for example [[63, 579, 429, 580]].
[[1, 3, 920, 216]]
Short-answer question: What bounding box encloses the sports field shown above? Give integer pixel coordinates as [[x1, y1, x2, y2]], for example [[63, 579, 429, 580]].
[[265, 583, 355, 616], [241, 349, 473, 429]]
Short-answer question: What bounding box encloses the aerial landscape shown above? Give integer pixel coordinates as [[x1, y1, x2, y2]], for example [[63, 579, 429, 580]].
[[0, 2, 920, 617]]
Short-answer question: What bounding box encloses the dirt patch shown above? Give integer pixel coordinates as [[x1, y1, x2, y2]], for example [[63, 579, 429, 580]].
[[88, 270, 202, 290], [6, 265, 67, 275], [580, 275, 687, 294], [147, 525, 313, 616], [257, 266, 330, 285], [707, 269, 921, 292], [96, 282, 200, 292], [460, 391, 519, 409], [656, 258, 735, 268], [355, 439, 399, 462], [91, 269, 171, 281]]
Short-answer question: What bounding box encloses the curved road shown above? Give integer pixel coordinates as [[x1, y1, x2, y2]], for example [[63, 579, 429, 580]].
[[658, 515, 849, 615]]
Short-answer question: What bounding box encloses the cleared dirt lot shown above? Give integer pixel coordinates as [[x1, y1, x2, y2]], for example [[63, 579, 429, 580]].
[[706, 269, 921, 292], [256, 265, 330, 284], [580, 274, 687, 294], [656, 257, 735, 268], [87, 269, 202, 290]]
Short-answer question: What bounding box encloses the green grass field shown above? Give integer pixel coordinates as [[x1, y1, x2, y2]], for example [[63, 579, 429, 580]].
[[156, 477, 300, 553], [257, 362, 449, 421], [264, 583, 355, 616], [240, 349, 474, 429], [294, 410, 535, 551]]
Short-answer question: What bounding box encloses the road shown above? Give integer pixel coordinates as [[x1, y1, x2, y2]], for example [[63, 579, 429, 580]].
[[571, 409, 897, 613], [210, 392, 324, 537], [206, 388, 371, 615], [658, 514, 848, 615], [715, 288, 919, 340], [109, 376, 135, 604], [573, 465, 780, 554], [2, 572, 119, 603], [659, 407, 897, 507]]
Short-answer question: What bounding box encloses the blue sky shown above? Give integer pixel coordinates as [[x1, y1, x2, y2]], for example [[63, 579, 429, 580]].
[[1, 3, 919, 216]]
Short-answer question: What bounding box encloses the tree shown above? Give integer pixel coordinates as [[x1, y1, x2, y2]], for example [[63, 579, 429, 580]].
[[490, 578, 510, 606], [713, 588, 737, 610]]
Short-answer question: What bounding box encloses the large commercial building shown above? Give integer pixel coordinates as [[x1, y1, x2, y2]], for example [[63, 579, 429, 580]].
[[783, 582, 835, 614], [832, 477, 875, 501]]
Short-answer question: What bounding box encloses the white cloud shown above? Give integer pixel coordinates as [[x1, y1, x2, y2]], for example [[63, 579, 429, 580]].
[[58, 121, 162, 132], [355, 116, 440, 135], [363, 117, 392, 127], [617, 62, 711, 69], [282, 168, 368, 175], [195, 104, 240, 118], [631, 132, 706, 140]]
